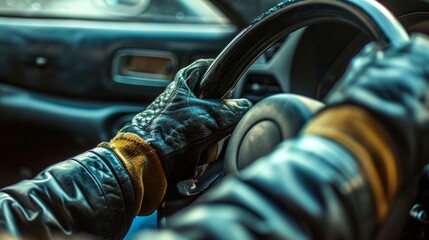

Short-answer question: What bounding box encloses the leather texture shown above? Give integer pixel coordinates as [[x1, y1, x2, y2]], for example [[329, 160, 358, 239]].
[[0, 136, 373, 239], [0, 147, 136, 239], [147, 136, 374, 240], [323, 34, 429, 239], [121, 59, 252, 182], [326, 34, 429, 183]]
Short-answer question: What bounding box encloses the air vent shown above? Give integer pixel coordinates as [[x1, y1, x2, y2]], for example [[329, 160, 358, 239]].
[[241, 74, 282, 103]]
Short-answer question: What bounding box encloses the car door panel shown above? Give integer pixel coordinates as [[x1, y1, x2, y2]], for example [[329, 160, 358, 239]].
[[0, 17, 236, 187]]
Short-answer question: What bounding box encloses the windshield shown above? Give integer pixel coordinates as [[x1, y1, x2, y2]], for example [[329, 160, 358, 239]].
[[0, 0, 229, 24]]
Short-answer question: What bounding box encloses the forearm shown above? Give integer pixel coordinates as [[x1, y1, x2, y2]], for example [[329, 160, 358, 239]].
[[148, 106, 403, 240], [304, 105, 402, 223], [134, 135, 370, 240], [0, 147, 136, 239]]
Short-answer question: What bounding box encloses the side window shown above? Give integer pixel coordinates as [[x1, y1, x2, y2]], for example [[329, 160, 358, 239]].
[[0, 0, 229, 24]]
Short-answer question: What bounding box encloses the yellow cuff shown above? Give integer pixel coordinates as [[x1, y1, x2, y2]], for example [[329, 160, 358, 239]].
[[304, 105, 398, 222], [100, 132, 167, 215]]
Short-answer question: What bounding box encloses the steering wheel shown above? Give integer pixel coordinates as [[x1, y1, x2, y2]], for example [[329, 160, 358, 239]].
[[194, 0, 409, 177], [158, 0, 410, 227]]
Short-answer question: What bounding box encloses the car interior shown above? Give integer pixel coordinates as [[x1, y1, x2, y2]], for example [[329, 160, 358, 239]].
[[2, 0, 429, 238]]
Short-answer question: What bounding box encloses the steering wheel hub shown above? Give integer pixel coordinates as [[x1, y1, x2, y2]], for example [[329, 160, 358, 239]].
[[225, 94, 323, 173]]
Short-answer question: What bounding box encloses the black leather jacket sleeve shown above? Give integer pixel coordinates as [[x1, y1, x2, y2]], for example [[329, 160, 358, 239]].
[[0, 147, 137, 239], [160, 136, 374, 240], [0, 135, 375, 240]]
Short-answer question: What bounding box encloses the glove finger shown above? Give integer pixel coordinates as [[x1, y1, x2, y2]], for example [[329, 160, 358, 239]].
[[212, 98, 253, 128], [218, 98, 253, 125], [158, 98, 251, 181], [131, 59, 214, 128], [404, 34, 429, 73], [180, 97, 252, 146], [179, 98, 252, 179], [326, 42, 382, 104], [179, 59, 214, 91]]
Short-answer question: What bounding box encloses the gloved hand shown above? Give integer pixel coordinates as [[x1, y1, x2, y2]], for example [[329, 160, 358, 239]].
[[103, 59, 252, 215], [326, 34, 429, 179], [304, 34, 429, 226]]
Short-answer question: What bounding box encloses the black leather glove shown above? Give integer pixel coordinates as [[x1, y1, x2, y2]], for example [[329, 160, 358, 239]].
[[326, 34, 429, 181], [121, 59, 252, 181], [105, 59, 252, 215], [301, 34, 429, 238]]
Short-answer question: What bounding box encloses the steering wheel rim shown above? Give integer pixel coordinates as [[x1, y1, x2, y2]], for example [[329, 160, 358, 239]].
[[194, 0, 409, 99]]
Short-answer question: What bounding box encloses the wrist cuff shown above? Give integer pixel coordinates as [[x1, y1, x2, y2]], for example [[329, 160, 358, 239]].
[[303, 105, 399, 222], [100, 132, 167, 215]]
